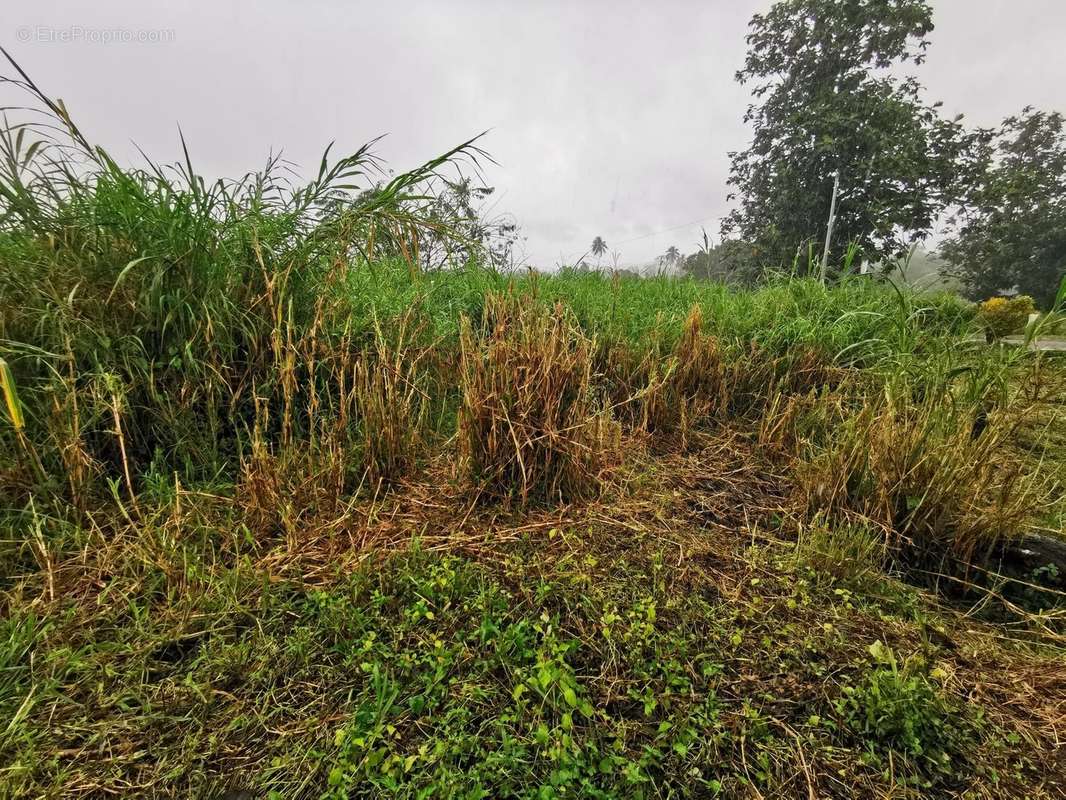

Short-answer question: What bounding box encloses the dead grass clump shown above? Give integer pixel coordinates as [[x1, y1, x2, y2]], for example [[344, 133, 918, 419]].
[[237, 316, 431, 538], [730, 344, 842, 418], [757, 378, 857, 455], [579, 314, 843, 448], [660, 306, 728, 435], [457, 292, 618, 505], [237, 433, 354, 543], [592, 320, 668, 431], [795, 394, 1045, 567], [613, 306, 728, 442], [350, 318, 429, 488]]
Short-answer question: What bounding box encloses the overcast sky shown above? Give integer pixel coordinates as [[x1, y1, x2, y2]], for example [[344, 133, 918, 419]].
[[5, 0, 1065, 268]]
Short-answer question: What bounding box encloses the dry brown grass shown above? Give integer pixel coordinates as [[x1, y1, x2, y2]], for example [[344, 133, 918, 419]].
[[604, 312, 845, 454], [350, 315, 430, 487], [637, 306, 728, 442], [237, 309, 433, 539], [237, 423, 354, 544], [793, 393, 1047, 567], [457, 292, 619, 505]]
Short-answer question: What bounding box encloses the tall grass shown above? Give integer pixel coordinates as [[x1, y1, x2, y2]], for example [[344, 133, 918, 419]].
[[1, 58, 1058, 577], [457, 292, 617, 504], [794, 375, 1045, 566], [0, 54, 489, 499]]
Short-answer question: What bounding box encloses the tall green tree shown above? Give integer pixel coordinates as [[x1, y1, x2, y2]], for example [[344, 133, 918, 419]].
[[723, 0, 970, 272], [941, 108, 1066, 309]]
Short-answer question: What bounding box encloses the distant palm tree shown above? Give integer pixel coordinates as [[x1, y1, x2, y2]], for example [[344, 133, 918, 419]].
[[590, 236, 607, 266], [655, 245, 682, 273]]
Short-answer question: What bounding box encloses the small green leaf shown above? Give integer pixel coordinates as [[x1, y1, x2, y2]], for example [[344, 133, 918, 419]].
[[562, 685, 578, 707]]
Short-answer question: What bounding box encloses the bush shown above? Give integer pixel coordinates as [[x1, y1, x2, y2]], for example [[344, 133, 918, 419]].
[[977, 295, 1036, 338]]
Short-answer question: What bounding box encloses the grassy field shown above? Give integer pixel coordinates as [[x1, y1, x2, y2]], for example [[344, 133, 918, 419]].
[[2, 82, 1066, 799]]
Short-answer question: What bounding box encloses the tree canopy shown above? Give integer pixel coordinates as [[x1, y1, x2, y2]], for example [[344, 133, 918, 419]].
[[941, 108, 1066, 309], [724, 0, 970, 271]]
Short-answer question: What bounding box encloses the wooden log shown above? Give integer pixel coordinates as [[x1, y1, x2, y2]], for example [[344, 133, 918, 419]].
[[1000, 533, 1066, 584]]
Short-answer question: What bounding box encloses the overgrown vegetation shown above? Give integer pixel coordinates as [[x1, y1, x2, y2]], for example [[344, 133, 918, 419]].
[[724, 0, 970, 269], [2, 52, 1066, 800], [942, 108, 1066, 307]]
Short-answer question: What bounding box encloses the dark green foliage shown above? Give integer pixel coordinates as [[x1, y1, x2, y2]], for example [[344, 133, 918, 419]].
[[942, 109, 1066, 308], [838, 641, 968, 773], [678, 233, 764, 285], [421, 177, 520, 269], [724, 0, 971, 270]]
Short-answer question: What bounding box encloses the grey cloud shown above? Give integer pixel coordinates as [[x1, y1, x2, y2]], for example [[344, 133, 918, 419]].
[[5, 0, 1064, 267]]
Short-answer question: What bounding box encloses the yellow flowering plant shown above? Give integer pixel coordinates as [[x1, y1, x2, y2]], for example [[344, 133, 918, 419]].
[[977, 295, 1035, 339]]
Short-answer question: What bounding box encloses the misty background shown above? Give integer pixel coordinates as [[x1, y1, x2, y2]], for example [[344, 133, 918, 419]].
[[5, 0, 1065, 269]]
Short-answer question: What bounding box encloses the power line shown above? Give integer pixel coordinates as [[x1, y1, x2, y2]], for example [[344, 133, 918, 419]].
[[564, 213, 721, 265], [611, 214, 720, 246]]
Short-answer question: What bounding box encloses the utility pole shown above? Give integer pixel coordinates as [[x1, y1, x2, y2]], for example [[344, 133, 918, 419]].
[[819, 170, 840, 284]]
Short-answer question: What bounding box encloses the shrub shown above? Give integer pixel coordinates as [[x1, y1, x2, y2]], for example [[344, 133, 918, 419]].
[[457, 292, 617, 504], [977, 295, 1036, 338]]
